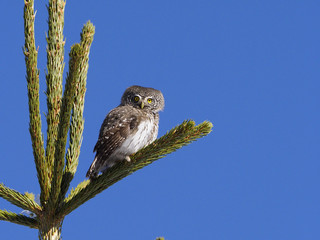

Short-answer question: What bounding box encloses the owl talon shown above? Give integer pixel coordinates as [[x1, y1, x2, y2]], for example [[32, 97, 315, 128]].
[[125, 156, 131, 162]]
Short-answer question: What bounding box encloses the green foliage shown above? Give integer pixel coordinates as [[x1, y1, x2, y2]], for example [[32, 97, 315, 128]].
[[45, 0, 66, 209], [0, 210, 38, 229], [0, 0, 212, 239], [57, 120, 212, 218], [0, 184, 41, 214], [23, 0, 47, 204]]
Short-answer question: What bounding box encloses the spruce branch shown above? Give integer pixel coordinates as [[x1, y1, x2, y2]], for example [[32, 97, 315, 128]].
[[50, 44, 82, 207], [46, 0, 66, 207], [0, 184, 41, 215], [59, 21, 95, 202], [23, 0, 47, 206], [56, 120, 212, 218], [0, 210, 38, 229]]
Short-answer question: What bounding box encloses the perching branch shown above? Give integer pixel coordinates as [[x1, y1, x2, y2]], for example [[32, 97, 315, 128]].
[[57, 120, 212, 218], [23, 0, 47, 206]]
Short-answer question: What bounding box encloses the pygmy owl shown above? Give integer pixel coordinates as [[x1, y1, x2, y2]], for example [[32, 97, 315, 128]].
[[86, 85, 165, 179]]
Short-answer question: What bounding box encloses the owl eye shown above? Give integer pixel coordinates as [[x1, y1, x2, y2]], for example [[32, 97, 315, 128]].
[[133, 96, 140, 102], [147, 98, 152, 103]]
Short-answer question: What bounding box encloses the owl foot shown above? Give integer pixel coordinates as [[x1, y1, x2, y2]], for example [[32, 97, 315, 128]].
[[125, 156, 131, 162]]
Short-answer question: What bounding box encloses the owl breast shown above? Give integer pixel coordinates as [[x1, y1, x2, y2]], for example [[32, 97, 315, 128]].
[[109, 117, 158, 161]]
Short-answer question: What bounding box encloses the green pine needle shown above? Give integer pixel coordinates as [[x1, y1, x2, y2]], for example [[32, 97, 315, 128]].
[[57, 120, 212, 218], [23, 0, 48, 205], [0, 184, 41, 214], [50, 43, 83, 207], [45, 0, 66, 208], [0, 210, 38, 229], [59, 21, 95, 203]]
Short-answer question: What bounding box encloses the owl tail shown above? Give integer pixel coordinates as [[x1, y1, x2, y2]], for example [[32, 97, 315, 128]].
[[86, 155, 113, 179], [86, 167, 97, 179], [86, 156, 100, 179]]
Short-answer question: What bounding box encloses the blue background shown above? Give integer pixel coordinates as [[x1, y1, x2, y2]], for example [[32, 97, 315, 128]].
[[1, 1, 319, 239]]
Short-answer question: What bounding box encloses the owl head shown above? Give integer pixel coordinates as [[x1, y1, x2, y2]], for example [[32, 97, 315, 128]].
[[120, 85, 164, 113]]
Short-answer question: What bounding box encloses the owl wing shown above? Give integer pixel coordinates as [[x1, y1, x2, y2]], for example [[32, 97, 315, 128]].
[[86, 107, 138, 178]]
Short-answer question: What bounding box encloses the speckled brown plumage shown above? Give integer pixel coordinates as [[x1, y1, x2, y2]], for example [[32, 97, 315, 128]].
[[86, 86, 164, 179]]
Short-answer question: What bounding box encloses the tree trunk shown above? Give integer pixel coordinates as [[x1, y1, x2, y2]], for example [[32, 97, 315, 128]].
[[38, 220, 63, 240]]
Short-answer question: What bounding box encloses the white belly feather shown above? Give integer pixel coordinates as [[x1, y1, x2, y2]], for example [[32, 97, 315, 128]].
[[109, 118, 157, 163]]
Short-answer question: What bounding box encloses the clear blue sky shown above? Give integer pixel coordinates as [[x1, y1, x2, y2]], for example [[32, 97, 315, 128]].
[[1, 1, 319, 239]]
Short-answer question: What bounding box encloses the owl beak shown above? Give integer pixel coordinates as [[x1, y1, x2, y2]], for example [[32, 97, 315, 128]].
[[140, 102, 144, 109]]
